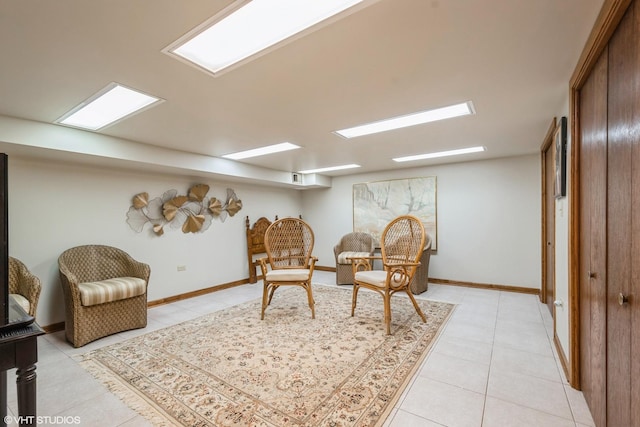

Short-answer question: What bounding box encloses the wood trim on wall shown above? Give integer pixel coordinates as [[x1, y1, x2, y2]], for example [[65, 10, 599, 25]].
[[568, 0, 631, 390], [315, 267, 541, 295], [42, 321, 65, 334], [555, 334, 571, 381], [147, 279, 249, 308], [314, 266, 337, 272], [41, 279, 253, 332], [42, 274, 539, 332], [429, 278, 540, 295], [569, 89, 583, 390], [570, 0, 632, 89]]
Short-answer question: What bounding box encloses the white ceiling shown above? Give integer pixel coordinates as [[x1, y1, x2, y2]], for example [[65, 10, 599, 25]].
[[0, 0, 603, 185]]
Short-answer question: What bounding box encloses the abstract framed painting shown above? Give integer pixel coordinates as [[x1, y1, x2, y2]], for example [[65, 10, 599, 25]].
[[353, 176, 437, 249]]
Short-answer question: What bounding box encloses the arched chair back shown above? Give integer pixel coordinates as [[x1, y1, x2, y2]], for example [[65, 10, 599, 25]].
[[350, 215, 427, 334], [259, 218, 317, 319]]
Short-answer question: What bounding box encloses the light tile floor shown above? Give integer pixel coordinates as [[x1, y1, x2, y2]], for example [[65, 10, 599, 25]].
[[5, 271, 595, 426]]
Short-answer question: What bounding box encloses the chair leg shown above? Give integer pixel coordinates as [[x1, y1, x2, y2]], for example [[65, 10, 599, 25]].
[[306, 284, 315, 319], [406, 289, 427, 323], [261, 283, 269, 320], [351, 284, 360, 316], [384, 289, 392, 335], [267, 285, 278, 305]]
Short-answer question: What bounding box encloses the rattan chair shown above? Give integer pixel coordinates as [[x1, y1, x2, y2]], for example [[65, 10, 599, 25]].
[[333, 232, 375, 285], [350, 215, 427, 334], [410, 233, 432, 294], [258, 218, 317, 319], [58, 245, 150, 347], [9, 257, 42, 318]]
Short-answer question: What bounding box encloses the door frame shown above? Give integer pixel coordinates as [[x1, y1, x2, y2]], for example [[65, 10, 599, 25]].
[[568, 0, 631, 389], [540, 117, 557, 308]]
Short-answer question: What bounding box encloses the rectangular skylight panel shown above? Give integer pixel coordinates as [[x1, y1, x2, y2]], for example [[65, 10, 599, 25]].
[[58, 84, 161, 131], [298, 164, 360, 174], [393, 146, 486, 162], [335, 101, 475, 138], [222, 142, 300, 160], [171, 0, 363, 74]]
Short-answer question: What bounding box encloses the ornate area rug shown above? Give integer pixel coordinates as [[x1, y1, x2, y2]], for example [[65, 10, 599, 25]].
[[79, 285, 454, 426]]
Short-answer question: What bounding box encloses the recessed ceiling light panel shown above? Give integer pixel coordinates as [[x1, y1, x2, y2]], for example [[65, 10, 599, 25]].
[[165, 0, 367, 76], [223, 142, 301, 160], [56, 83, 163, 131], [335, 101, 475, 138], [298, 164, 360, 174], [393, 146, 486, 163]]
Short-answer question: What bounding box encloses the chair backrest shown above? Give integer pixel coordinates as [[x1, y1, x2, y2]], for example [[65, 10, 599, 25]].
[[380, 215, 426, 271], [59, 245, 143, 283], [338, 232, 375, 253], [8, 257, 27, 294], [9, 256, 42, 317], [264, 218, 314, 269]]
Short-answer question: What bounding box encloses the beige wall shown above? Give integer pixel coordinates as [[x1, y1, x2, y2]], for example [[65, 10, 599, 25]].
[[8, 157, 302, 327], [303, 154, 541, 288], [554, 98, 572, 366], [8, 153, 543, 329]]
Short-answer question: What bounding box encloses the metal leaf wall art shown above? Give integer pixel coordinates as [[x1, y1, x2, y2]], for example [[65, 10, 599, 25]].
[[126, 185, 243, 236]]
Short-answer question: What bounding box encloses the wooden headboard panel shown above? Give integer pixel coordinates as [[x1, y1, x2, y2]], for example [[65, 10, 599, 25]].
[[245, 216, 276, 283]]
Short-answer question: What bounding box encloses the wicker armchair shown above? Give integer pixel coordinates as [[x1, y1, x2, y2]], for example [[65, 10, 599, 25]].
[[410, 233, 432, 294], [8, 257, 42, 318], [333, 232, 375, 285], [350, 215, 427, 334], [258, 218, 317, 319], [58, 245, 150, 347]]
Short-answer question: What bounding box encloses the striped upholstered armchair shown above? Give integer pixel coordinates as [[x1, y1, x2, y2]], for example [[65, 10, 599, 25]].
[[58, 245, 150, 347], [333, 232, 375, 285]]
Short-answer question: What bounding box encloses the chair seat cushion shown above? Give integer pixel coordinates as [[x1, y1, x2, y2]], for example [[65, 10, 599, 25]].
[[78, 277, 147, 306], [266, 269, 311, 282], [355, 270, 408, 288], [9, 294, 30, 313], [337, 251, 372, 264]]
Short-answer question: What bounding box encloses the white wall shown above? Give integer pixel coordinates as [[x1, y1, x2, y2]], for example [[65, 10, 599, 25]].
[[303, 154, 541, 288], [555, 188, 570, 360], [554, 105, 572, 364], [8, 157, 302, 327], [8, 153, 542, 328]]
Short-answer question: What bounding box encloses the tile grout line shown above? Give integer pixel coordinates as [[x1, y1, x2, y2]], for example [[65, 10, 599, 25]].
[[478, 289, 502, 426]]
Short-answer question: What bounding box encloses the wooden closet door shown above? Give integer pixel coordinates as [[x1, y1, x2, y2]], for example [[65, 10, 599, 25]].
[[606, 2, 640, 426], [579, 46, 608, 427]]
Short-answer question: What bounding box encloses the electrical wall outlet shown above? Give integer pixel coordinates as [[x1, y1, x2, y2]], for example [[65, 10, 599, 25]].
[[177, 265, 186, 271]]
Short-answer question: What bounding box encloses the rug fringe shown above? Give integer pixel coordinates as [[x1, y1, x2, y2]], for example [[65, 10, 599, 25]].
[[80, 358, 181, 426]]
